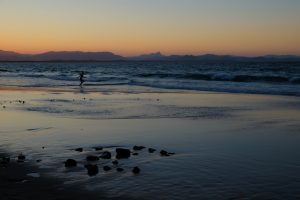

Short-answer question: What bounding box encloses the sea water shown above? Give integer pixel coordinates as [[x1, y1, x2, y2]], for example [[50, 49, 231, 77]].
[[0, 61, 299, 96]]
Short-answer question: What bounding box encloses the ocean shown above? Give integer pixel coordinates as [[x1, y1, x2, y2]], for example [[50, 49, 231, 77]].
[[0, 61, 299, 96]]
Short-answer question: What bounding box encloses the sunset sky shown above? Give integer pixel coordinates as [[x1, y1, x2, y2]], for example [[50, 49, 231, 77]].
[[1, 0, 300, 56]]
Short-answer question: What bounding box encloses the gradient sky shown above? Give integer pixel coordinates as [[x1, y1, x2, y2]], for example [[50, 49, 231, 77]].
[[1, 0, 300, 56]]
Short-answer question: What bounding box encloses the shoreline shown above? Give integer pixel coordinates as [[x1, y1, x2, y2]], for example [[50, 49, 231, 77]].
[[0, 85, 300, 98], [0, 86, 76, 93]]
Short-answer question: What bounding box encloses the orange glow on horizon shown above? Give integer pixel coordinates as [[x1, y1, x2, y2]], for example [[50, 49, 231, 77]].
[[1, 0, 300, 56]]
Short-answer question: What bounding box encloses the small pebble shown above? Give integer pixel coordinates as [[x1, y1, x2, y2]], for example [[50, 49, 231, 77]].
[[112, 160, 119, 165], [18, 154, 26, 161], [103, 166, 112, 171], [75, 148, 83, 152], [87, 165, 98, 176], [133, 146, 146, 151], [94, 147, 103, 151], [160, 150, 170, 156], [148, 148, 156, 153], [116, 168, 124, 172], [65, 159, 77, 168], [132, 166, 140, 174]]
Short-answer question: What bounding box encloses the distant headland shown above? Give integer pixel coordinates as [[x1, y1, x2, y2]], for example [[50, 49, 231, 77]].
[[1, 50, 300, 62]]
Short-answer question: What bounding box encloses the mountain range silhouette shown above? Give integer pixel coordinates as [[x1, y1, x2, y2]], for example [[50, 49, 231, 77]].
[[1, 50, 299, 62]]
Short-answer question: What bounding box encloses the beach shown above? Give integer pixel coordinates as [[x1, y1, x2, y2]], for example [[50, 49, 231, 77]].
[[1, 86, 300, 199], [2, 0, 300, 199]]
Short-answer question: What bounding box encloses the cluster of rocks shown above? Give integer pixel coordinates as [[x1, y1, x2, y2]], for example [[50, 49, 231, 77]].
[[17, 100, 26, 104], [65, 145, 175, 176], [1, 145, 175, 178], [1, 151, 48, 166], [1, 99, 26, 109], [0, 153, 27, 165]]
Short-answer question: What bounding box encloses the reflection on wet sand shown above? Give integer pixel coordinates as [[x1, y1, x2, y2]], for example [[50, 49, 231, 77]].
[[1, 88, 300, 199]]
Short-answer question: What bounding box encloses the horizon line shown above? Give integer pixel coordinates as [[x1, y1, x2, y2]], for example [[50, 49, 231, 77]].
[[1, 50, 300, 58]]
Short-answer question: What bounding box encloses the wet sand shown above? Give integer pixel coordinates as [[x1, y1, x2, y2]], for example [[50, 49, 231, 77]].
[[1, 87, 300, 200], [0, 153, 123, 200]]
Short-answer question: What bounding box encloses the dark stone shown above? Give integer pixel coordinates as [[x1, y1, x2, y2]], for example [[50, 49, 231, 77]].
[[160, 150, 170, 156], [103, 166, 112, 171], [86, 164, 98, 176], [112, 160, 119, 165], [133, 146, 145, 151], [116, 167, 124, 172], [65, 159, 77, 167], [148, 148, 156, 153], [132, 166, 140, 174], [36, 159, 42, 163], [132, 152, 139, 156], [160, 150, 175, 156], [94, 147, 103, 151], [86, 155, 99, 161], [116, 148, 131, 159], [75, 148, 83, 152], [18, 154, 26, 161], [99, 151, 111, 159]]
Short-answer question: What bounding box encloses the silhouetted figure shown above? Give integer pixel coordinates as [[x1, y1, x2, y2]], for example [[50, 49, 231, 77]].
[[79, 71, 85, 87]]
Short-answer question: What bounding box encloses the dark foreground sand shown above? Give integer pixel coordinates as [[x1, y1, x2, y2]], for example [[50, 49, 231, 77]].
[[0, 153, 127, 200]]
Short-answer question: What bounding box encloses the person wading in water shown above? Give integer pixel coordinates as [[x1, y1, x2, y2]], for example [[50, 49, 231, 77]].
[[79, 71, 85, 87]]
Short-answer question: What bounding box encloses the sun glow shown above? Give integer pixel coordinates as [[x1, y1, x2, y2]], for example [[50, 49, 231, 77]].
[[1, 0, 300, 56]]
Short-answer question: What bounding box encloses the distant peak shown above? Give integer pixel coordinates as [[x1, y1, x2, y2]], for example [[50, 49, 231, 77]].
[[150, 52, 163, 56]]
